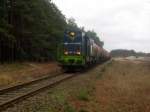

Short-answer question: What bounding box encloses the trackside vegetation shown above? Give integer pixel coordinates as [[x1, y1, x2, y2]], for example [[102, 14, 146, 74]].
[[0, 0, 103, 63]]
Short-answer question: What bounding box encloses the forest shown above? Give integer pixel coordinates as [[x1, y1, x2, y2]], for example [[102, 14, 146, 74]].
[[0, 0, 103, 63], [111, 49, 150, 57]]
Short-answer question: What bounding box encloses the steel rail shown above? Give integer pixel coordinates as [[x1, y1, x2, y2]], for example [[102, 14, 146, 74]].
[[0, 73, 75, 111], [0, 72, 62, 95]]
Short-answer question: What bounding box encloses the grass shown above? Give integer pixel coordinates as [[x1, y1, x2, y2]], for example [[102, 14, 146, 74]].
[[77, 89, 89, 101], [51, 92, 67, 106], [96, 65, 107, 79], [0, 62, 60, 88], [94, 60, 150, 112], [0, 63, 30, 86], [64, 104, 76, 112], [79, 109, 89, 112], [47, 90, 78, 112], [0, 63, 28, 72], [49, 88, 91, 111], [0, 75, 14, 85], [101, 66, 106, 73]]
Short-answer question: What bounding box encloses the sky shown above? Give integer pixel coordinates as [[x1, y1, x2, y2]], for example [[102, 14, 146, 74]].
[[53, 0, 150, 52]]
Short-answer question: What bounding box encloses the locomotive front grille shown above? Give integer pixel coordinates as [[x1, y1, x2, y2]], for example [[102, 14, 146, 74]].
[[69, 59, 75, 64], [77, 60, 82, 64]]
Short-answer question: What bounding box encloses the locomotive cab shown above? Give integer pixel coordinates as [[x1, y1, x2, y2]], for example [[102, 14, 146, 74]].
[[58, 30, 86, 68]]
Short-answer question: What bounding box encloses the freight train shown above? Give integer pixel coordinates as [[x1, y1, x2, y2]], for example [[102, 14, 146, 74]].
[[57, 30, 110, 70]]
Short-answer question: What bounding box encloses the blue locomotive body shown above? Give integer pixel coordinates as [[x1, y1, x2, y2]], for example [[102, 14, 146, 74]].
[[58, 30, 110, 69]]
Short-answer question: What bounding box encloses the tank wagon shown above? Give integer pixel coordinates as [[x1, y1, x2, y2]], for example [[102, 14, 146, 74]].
[[57, 30, 110, 70]]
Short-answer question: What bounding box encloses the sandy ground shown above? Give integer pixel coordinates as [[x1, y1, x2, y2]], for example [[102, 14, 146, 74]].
[[0, 62, 60, 89]]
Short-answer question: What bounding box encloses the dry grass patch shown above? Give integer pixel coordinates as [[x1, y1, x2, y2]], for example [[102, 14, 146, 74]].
[[95, 60, 150, 112], [0, 62, 60, 88]]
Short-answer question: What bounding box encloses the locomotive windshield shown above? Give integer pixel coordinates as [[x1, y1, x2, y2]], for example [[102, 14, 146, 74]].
[[63, 31, 83, 55], [64, 43, 81, 55]]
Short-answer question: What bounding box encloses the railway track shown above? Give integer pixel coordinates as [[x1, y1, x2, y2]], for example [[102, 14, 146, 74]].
[[0, 73, 75, 111]]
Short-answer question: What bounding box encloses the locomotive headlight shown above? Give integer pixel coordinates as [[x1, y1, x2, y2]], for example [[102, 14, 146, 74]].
[[64, 51, 68, 55], [70, 32, 75, 37], [76, 51, 81, 55]]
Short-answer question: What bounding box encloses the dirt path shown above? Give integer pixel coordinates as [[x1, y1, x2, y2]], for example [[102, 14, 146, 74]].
[[95, 59, 150, 112]]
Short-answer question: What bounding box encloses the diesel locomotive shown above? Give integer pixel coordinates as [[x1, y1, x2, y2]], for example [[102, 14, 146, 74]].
[[57, 30, 110, 70]]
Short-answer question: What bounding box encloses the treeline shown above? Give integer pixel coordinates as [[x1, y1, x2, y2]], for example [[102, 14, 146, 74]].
[[111, 49, 150, 57], [0, 0, 67, 63], [65, 18, 104, 47], [0, 0, 103, 63]]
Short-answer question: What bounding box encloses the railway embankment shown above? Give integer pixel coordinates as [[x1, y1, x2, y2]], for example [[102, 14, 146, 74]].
[[0, 62, 60, 89]]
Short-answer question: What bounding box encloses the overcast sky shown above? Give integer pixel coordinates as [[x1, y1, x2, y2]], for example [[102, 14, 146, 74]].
[[53, 0, 150, 52]]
